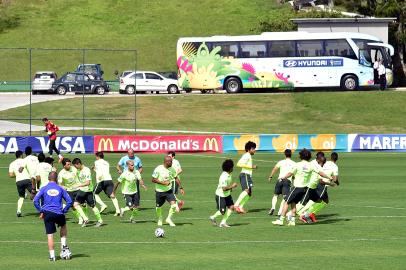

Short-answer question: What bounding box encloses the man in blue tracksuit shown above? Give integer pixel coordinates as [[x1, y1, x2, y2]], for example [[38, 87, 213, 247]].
[[34, 171, 73, 261]]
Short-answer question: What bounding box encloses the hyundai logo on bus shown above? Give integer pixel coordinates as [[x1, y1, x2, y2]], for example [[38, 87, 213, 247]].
[[283, 59, 343, 68]]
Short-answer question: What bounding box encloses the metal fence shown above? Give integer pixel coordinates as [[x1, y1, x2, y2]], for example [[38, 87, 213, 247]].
[[0, 48, 137, 136]]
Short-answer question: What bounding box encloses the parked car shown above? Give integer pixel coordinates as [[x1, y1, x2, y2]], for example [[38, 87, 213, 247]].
[[75, 64, 104, 80], [158, 71, 177, 80], [119, 70, 134, 79], [31, 71, 57, 94], [119, 71, 180, 94], [51, 72, 110, 95]]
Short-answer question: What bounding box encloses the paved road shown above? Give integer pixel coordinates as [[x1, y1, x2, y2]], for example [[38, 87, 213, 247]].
[[0, 92, 77, 111]]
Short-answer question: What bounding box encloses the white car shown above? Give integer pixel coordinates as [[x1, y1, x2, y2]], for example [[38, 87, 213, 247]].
[[32, 71, 57, 94], [119, 71, 180, 94]]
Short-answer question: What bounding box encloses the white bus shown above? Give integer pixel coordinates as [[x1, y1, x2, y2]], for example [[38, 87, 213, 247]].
[[176, 32, 394, 93]]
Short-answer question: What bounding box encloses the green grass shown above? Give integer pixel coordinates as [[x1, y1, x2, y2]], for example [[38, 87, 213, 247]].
[[0, 0, 291, 80], [1, 91, 406, 135], [0, 152, 406, 269]]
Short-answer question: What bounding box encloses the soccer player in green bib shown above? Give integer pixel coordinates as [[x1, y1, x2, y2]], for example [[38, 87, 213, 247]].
[[209, 159, 238, 228], [300, 153, 339, 223], [272, 149, 332, 226], [93, 152, 121, 216], [112, 160, 147, 223], [58, 158, 82, 224], [152, 155, 184, 227], [72, 158, 103, 227], [36, 154, 56, 190], [234, 141, 257, 214]]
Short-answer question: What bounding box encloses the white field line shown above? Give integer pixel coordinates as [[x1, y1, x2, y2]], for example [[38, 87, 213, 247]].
[[0, 237, 406, 245]]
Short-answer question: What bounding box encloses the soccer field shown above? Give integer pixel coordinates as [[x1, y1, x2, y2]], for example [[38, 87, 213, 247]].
[[1, 152, 406, 270]]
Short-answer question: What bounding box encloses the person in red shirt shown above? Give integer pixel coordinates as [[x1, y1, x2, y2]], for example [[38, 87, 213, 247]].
[[42, 118, 63, 162]]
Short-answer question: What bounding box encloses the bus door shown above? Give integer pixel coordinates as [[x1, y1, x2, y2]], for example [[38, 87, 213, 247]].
[[367, 43, 393, 69], [364, 43, 394, 85]]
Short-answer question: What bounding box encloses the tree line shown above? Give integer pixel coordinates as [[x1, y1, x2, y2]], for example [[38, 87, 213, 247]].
[[261, 0, 405, 85]]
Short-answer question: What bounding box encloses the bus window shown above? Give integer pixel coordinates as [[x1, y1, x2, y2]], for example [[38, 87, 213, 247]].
[[269, 41, 296, 57], [325, 39, 357, 59], [211, 42, 239, 57], [240, 41, 267, 58], [296, 40, 324, 57]]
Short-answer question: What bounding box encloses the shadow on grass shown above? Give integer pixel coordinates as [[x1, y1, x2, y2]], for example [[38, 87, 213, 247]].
[[71, 253, 90, 259], [316, 218, 351, 225], [171, 222, 193, 226], [247, 208, 268, 213], [23, 212, 41, 217], [230, 222, 250, 227], [179, 207, 193, 211]]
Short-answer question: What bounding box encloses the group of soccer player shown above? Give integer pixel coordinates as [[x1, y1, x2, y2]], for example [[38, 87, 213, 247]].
[[8, 139, 339, 261], [209, 141, 339, 228]]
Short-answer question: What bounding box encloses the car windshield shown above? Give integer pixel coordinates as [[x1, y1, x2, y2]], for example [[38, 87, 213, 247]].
[[121, 71, 133, 77]]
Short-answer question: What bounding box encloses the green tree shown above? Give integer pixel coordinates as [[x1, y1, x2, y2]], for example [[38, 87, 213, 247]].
[[336, 0, 405, 85], [376, 0, 406, 85]]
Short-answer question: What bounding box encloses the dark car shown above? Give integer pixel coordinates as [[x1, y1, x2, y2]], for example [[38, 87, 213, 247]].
[[51, 72, 110, 95], [75, 64, 104, 80]]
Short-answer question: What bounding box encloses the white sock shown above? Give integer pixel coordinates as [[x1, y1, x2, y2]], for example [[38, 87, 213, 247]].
[[277, 200, 285, 215], [17, 197, 24, 212], [111, 197, 120, 213], [94, 194, 106, 208], [271, 195, 278, 210], [49, 250, 55, 258], [61, 236, 66, 247]]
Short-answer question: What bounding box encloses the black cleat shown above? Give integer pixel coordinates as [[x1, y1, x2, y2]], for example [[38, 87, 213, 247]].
[[268, 209, 275, 215]]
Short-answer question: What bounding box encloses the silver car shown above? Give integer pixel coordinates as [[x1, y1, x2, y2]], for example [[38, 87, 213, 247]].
[[32, 71, 57, 94]]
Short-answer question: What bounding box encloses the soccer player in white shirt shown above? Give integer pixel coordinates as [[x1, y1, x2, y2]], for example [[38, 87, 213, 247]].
[[234, 141, 257, 214], [9, 150, 32, 217], [93, 152, 121, 216], [23, 146, 39, 198], [268, 149, 296, 216]]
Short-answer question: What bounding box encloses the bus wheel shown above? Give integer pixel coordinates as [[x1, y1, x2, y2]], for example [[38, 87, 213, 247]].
[[341, 75, 358, 90], [224, 77, 242, 93]]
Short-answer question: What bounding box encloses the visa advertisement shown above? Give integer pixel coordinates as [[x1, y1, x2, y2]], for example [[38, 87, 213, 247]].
[[0, 136, 94, 154], [223, 134, 348, 153], [348, 134, 406, 152], [94, 135, 223, 153]]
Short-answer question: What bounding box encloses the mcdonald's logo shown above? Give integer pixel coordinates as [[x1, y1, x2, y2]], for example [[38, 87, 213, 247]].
[[203, 138, 219, 152], [98, 138, 114, 152]]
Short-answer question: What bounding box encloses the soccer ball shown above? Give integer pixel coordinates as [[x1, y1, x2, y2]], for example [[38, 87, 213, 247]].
[[155, 227, 165, 238], [60, 247, 72, 260]]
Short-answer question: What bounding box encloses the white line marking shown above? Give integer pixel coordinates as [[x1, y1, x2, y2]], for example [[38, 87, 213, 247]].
[[1, 237, 406, 245], [340, 204, 406, 210]]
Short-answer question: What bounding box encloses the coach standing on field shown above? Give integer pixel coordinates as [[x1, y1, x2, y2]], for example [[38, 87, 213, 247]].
[[34, 171, 73, 261], [42, 117, 63, 162]]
